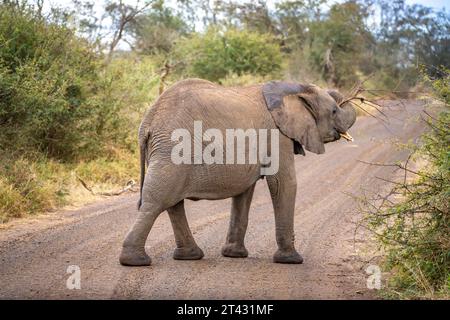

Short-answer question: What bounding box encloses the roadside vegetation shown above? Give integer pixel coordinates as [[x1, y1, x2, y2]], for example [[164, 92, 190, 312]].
[[359, 69, 449, 299], [0, 0, 448, 298]]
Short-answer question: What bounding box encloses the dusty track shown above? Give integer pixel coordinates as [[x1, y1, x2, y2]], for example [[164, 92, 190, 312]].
[[0, 100, 426, 299]]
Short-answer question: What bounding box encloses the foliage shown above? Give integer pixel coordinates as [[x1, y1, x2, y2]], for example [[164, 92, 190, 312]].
[[0, 3, 98, 159], [219, 72, 270, 87], [213, 0, 275, 34], [89, 55, 161, 154], [0, 3, 161, 161], [308, 1, 373, 87], [174, 27, 282, 82], [362, 69, 449, 299], [275, 0, 325, 51], [0, 3, 160, 222], [375, 0, 450, 79], [129, 0, 189, 55]]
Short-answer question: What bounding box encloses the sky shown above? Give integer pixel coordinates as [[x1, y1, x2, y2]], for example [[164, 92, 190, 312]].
[[406, 0, 449, 8], [292, 0, 449, 9], [44, 0, 450, 13]]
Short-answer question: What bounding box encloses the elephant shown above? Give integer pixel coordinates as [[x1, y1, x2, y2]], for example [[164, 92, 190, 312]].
[[119, 78, 357, 266]]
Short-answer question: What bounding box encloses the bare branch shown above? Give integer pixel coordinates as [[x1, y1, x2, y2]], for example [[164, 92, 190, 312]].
[[106, 0, 154, 63], [76, 176, 138, 196], [357, 159, 439, 181]]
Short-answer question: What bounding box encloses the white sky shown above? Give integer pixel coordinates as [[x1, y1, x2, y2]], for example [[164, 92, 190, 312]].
[[44, 0, 450, 14]]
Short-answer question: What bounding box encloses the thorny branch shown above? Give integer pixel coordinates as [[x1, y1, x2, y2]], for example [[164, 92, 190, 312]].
[[357, 160, 440, 181]]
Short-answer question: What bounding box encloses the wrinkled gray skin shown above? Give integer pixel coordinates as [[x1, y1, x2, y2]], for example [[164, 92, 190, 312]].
[[119, 79, 357, 266]]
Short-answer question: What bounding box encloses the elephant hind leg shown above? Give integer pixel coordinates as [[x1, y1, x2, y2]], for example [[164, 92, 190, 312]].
[[120, 201, 164, 266], [120, 164, 186, 267], [168, 201, 204, 260]]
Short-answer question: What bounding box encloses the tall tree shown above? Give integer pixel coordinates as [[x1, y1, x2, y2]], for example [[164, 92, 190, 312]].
[[71, 0, 156, 58], [373, 0, 449, 79], [309, 1, 373, 87], [274, 0, 326, 51], [104, 0, 155, 62], [128, 0, 188, 55]]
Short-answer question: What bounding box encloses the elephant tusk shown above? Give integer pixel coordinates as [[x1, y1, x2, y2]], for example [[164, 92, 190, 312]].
[[340, 132, 354, 142]]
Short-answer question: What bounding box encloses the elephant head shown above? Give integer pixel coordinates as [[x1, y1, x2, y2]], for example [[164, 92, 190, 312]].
[[262, 82, 357, 155]]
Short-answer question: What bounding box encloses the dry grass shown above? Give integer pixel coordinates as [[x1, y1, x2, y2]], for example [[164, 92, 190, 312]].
[[0, 151, 139, 224]]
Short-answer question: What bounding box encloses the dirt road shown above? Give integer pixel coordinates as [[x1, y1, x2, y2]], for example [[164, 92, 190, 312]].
[[0, 101, 426, 299]]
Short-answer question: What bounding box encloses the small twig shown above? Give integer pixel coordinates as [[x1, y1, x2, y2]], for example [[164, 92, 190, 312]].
[[358, 160, 419, 175], [362, 99, 390, 119], [76, 176, 138, 196], [364, 89, 427, 94], [404, 153, 413, 186], [77, 175, 93, 193], [349, 101, 391, 132], [357, 160, 438, 181]]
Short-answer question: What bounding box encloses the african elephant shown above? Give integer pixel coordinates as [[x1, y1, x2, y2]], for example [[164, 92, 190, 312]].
[[119, 79, 357, 266]]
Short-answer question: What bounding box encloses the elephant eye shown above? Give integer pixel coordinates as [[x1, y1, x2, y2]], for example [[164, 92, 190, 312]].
[[332, 106, 337, 114]]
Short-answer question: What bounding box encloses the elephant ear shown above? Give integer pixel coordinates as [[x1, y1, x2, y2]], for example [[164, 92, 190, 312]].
[[262, 81, 325, 155], [327, 89, 344, 105]]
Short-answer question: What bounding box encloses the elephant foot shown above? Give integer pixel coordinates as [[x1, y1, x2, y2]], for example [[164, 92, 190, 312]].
[[221, 243, 249, 258], [273, 249, 303, 264], [173, 246, 204, 260], [119, 247, 152, 266]]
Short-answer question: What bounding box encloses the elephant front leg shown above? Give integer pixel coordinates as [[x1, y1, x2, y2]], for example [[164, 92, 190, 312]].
[[266, 176, 303, 264], [168, 201, 204, 260], [222, 183, 256, 258]]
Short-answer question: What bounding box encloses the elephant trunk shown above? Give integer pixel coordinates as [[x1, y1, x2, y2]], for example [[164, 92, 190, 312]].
[[336, 103, 357, 134]]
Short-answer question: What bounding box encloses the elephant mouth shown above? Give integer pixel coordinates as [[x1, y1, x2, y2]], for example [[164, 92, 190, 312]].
[[340, 132, 354, 142]]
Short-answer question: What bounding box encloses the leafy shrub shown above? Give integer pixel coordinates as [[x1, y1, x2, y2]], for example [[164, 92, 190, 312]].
[[0, 3, 162, 161], [0, 3, 102, 160], [87, 55, 161, 154], [175, 27, 282, 82], [219, 73, 269, 87], [0, 3, 160, 222], [362, 68, 449, 299]]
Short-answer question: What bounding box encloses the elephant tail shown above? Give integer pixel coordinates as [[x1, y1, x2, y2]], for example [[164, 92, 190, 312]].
[[137, 132, 149, 211]]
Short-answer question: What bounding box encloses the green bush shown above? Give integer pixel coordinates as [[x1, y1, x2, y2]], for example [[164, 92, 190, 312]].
[[0, 5, 101, 159], [219, 72, 269, 87], [175, 27, 282, 82], [0, 4, 102, 160], [86, 55, 161, 154], [0, 4, 162, 162], [362, 68, 449, 299], [0, 3, 160, 222]]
